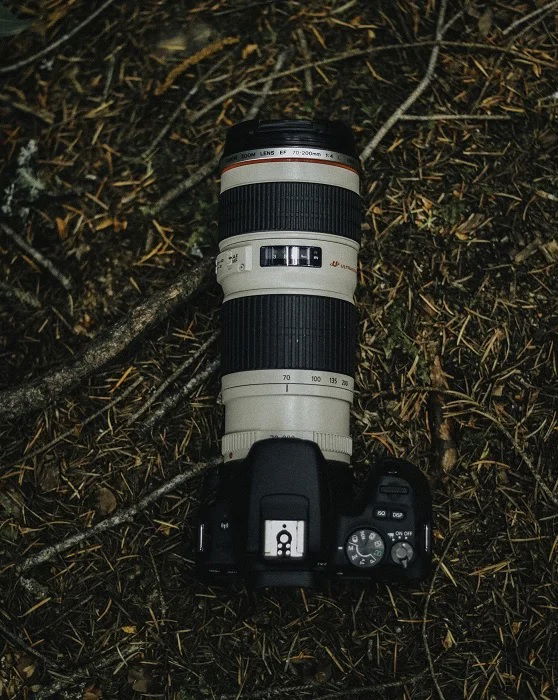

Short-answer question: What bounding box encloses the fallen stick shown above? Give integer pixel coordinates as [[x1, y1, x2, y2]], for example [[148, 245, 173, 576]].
[[0, 280, 41, 309], [143, 357, 220, 429], [127, 332, 217, 426], [148, 49, 289, 215], [33, 643, 143, 700], [0, 258, 212, 421], [502, 0, 558, 36], [1, 223, 73, 291], [141, 56, 229, 159], [0, 0, 118, 75], [15, 458, 221, 576], [398, 113, 511, 121], [8, 375, 143, 464], [360, 0, 449, 162]]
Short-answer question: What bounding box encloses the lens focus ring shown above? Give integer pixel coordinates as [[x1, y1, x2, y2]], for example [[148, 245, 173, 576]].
[[219, 182, 361, 242], [221, 294, 357, 376]]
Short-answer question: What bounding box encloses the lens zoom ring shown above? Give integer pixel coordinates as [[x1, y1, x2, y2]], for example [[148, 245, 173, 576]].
[[219, 182, 361, 242], [221, 294, 357, 376]]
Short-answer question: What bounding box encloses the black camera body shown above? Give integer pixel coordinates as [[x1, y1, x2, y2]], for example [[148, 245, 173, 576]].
[[197, 438, 432, 588]]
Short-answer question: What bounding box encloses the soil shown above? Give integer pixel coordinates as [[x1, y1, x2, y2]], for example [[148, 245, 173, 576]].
[[0, 1, 557, 698]]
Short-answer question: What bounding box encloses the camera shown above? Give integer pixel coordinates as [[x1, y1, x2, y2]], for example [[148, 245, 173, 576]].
[[196, 119, 432, 587]]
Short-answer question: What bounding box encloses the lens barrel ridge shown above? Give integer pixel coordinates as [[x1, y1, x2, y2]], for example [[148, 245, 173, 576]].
[[219, 182, 361, 242], [221, 294, 357, 376]]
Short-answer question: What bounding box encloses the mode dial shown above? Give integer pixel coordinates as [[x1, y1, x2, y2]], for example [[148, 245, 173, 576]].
[[345, 529, 385, 568]]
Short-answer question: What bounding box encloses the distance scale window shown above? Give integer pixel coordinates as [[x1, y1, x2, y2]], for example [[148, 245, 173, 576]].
[[260, 245, 322, 268]]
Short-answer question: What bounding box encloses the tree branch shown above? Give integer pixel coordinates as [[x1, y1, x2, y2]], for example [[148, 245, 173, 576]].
[[1, 223, 73, 291], [127, 332, 217, 426], [0, 0, 118, 75], [15, 458, 221, 576], [360, 0, 450, 163], [0, 258, 212, 421], [142, 357, 220, 429]]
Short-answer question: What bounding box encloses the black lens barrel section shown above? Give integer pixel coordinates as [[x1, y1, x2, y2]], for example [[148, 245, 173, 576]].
[[223, 119, 357, 159], [221, 294, 357, 376], [219, 181, 361, 242]]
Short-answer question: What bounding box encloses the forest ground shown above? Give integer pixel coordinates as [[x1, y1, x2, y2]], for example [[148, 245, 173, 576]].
[[0, 1, 557, 698]]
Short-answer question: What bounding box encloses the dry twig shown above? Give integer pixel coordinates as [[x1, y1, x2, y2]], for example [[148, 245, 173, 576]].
[[360, 0, 449, 162], [0, 223, 73, 291], [0, 616, 58, 669], [143, 357, 220, 429], [218, 672, 430, 699], [127, 332, 217, 426], [148, 50, 290, 215], [33, 644, 143, 700], [147, 156, 220, 216], [141, 57, 229, 158], [296, 29, 313, 95], [398, 113, 511, 121], [8, 375, 143, 464], [245, 49, 289, 120], [0, 258, 212, 421], [0, 0, 118, 75], [0, 280, 41, 309], [15, 458, 221, 576], [0, 93, 54, 124], [422, 535, 456, 700], [502, 0, 558, 36]]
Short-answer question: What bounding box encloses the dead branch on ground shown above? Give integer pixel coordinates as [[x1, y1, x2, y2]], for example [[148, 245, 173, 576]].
[[1, 222, 73, 291], [15, 458, 221, 577], [142, 357, 220, 429], [360, 0, 450, 162], [0, 258, 212, 422], [0, 0, 118, 75], [127, 332, 217, 426], [147, 49, 289, 215]]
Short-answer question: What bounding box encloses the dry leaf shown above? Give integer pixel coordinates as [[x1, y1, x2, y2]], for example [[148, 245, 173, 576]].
[[83, 686, 103, 700], [442, 628, 456, 649], [478, 8, 492, 37], [242, 43, 258, 59], [121, 625, 137, 634], [97, 487, 117, 515], [55, 216, 67, 239], [128, 665, 151, 694]]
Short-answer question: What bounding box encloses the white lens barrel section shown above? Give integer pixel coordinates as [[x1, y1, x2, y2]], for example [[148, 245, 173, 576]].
[[222, 160, 359, 194], [220, 147, 359, 195], [218, 137, 360, 464], [222, 370, 353, 462], [217, 232, 358, 302]]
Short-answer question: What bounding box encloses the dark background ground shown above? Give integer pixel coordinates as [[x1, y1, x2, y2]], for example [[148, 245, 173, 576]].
[[1, 0, 557, 698]]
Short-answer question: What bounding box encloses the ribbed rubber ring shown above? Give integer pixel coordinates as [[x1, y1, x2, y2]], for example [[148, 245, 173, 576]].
[[219, 182, 362, 242], [221, 294, 357, 376]]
